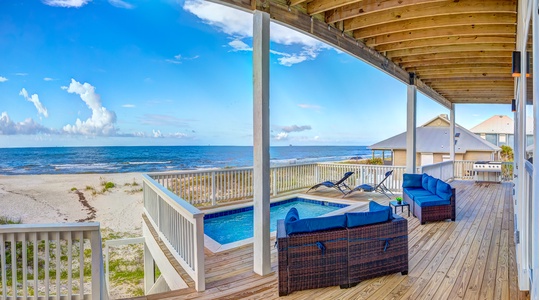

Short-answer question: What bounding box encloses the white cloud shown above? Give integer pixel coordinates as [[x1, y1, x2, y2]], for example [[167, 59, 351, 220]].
[[15, 73, 28, 76], [62, 79, 118, 136], [281, 125, 311, 133], [275, 132, 288, 140], [19, 88, 49, 118], [122, 104, 135, 108], [170, 132, 188, 138], [166, 53, 200, 64], [183, 0, 331, 66], [152, 129, 162, 138], [108, 0, 133, 9], [0, 112, 54, 135], [229, 39, 251, 51], [43, 77, 55, 81], [42, 0, 90, 7], [0, 76, 7, 82]]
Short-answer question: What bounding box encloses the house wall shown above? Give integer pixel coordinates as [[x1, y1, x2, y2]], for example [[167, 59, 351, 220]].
[[392, 151, 488, 166], [393, 150, 407, 166], [463, 151, 493, 162]]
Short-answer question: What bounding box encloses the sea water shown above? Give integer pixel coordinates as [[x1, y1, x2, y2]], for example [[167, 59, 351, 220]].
[[0, 145, 371, 175]]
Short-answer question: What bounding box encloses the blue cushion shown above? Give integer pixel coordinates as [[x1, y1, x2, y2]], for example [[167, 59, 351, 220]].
[[369, 200, 393, 219], [402, 173, 423, 188], [436, 180, 453, 201], [414, 195, 450, 207], [403, 187, 433, 200], [357, 183, 374, 192], [422, 174, 430, 190], [286, 214, 346, 235], [346, 210, 389, 228], [427, 177, 438, 194], [285, 207, 299, 223]]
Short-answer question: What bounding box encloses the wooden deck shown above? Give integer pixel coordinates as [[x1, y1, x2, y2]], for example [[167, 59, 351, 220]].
[[131, 181, 529, 300]]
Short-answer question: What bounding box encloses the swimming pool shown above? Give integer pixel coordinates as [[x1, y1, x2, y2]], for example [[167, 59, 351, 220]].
[[204, 197, 349, 244]]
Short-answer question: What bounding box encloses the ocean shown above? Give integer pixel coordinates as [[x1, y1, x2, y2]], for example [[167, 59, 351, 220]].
[[0, 146, 372, 175]]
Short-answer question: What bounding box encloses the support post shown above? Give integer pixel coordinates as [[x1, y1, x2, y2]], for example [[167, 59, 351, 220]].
[[532, 0, 539, 296], [406, 73, 417, 174], [514, 0, 530, 290], [449, 104, 455, 160], [252, 10, 271, 276], [144, 243, 155, 294]]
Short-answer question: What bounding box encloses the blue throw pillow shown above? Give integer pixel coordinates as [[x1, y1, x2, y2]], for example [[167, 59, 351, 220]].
[[402, 173, 423, 188], [285, 207, 299, 223], [427, 176, 438, 194], [436, 180, 453, 201], [286, 215, 346, 235], [346, 210, 389, 228], [369, 200, 393, 220], [422, 174, 430, 190]]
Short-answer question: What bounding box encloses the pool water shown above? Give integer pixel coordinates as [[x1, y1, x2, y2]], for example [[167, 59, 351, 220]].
[[204, 198, 348, 244]]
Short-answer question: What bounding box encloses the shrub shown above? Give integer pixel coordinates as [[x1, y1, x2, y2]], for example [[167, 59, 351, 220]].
[[366, 157, 384, 165], [0, 216, 22, 225]]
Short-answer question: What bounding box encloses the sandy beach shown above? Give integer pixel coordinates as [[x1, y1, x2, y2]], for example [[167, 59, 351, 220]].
[[0, 173, 144, 234]]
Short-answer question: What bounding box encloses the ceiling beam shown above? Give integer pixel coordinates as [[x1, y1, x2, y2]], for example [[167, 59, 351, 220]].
[[392, 50, 512, 63], [364, 24, 516, 47], [353, 13, 516, 39], [387, 43, 515, 57], [343, 1, 516, 31], [399, 57, 512, 68], [375, 36, 515, 52], [447, 97, 512, 103], [407, 64, 512, 73], [324, 0, 446, 23]]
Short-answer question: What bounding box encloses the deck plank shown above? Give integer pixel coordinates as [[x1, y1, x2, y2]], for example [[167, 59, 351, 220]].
[[126, 181, 529, 300]]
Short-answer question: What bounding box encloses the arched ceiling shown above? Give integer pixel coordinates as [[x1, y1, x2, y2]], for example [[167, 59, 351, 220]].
[[212, 0, 520, 107]]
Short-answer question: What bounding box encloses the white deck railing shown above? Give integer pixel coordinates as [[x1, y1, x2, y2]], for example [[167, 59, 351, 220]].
[[142, 174, 205, 292], [420, 161, 454, 181], [0, 223, 107, 300], [149, 163, 407, 207]]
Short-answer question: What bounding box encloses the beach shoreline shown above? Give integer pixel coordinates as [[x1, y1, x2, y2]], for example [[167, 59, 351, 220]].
[[0, 172, 144, 235]]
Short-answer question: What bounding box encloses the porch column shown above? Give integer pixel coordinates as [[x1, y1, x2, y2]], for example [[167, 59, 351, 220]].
[[406, 73, 417, 174], [514, 0, 530, 290], [532, 0, 539, 296], [252, 10, 271, 276], [449, 104, 455, 161]]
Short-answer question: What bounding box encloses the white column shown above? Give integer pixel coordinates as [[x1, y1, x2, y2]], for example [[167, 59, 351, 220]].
[[449, 104, 455, 160], [144, 243, 155, 294], [406, 79, 417, 174], [252, 10, 271, 276], [514, 0, 530, 290], [532, 0, 539, 296]]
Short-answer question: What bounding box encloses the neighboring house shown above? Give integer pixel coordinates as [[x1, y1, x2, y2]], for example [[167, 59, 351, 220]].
[[370, 114, 501, 166], [469, 115, 533, 148]]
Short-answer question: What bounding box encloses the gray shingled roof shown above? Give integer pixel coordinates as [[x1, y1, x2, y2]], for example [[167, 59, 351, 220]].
[[370, 121, 500, 153]]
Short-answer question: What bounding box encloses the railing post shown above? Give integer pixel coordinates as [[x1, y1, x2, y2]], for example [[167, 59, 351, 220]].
[[273, 168, 278, 196], [211, 171, 216, 206], [90, 229, 108, 300], [315, 164, 320, 184], [193, 214, 206, 291]]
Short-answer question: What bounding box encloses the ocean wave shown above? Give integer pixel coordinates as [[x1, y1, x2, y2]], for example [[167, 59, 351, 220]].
[[126, 161, 172, 165], [52, 163, 120, 170]]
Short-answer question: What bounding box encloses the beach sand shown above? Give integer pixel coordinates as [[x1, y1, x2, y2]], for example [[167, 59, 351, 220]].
[[0, 173, 145, 298], [0, 173, 144, 233]]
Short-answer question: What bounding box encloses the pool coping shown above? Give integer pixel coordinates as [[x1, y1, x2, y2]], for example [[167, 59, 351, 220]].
[[203, 193, 369, 253]]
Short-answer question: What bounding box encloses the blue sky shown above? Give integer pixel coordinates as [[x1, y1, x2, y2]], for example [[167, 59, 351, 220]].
[[0, 0, 512, 148]]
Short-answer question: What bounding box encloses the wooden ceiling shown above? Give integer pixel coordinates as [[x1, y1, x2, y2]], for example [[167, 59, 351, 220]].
[[215, 0, 520, 106]]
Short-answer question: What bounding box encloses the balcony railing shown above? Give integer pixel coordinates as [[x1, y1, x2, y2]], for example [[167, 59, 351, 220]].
[[142, 174, 205, 292], [0, 223, 107, 300]]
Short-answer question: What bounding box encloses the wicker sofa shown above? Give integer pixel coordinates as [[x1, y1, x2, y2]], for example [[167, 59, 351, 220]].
[[277, 202, 408, 296], [402, 173, 456, 225]]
